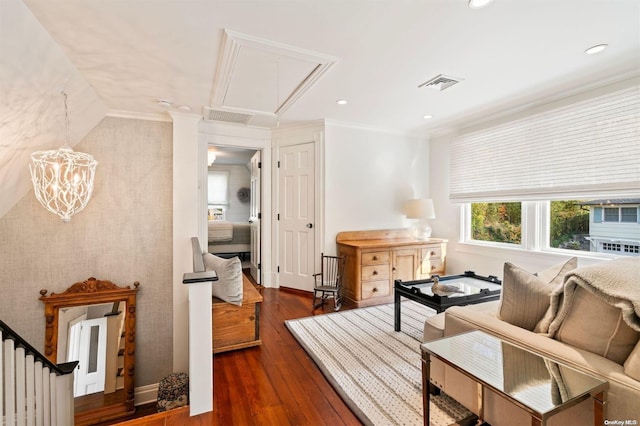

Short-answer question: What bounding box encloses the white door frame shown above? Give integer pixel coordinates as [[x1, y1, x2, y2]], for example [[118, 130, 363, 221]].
[[249, 151, 262, 284], [199, 121, 273, 285]]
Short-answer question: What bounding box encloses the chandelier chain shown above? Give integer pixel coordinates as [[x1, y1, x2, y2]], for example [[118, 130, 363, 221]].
[[62, 91, 70, 146]]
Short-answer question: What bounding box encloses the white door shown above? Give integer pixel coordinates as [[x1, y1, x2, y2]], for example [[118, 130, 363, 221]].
[[74, 317, 107, 397], [249, 151, 261, 284], [278, 142, 315, 291]]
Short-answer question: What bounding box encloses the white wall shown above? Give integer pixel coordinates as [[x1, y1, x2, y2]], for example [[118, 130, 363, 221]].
[[323, 122, 430, 255], [0, 117, 174, 387]]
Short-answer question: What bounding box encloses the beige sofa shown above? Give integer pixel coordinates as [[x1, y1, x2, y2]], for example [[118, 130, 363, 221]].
[[423, 257, 640, 426]]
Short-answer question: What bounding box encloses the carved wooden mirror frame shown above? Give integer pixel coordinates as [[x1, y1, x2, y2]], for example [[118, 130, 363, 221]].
[[40, 277, 140, 426]]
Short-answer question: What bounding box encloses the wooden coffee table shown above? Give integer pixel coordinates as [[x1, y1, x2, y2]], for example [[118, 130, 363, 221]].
[[420, 331, 608, 426]]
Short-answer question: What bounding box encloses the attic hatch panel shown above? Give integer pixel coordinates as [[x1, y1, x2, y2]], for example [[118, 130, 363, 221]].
[[223, 46, 320, 114]]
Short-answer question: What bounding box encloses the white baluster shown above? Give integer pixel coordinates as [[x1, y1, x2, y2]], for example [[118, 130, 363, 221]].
[[16, 347, 26, 425], [37, 363, 45, 426], [5, 339, 16, 426], [26, 355, 35, 426]]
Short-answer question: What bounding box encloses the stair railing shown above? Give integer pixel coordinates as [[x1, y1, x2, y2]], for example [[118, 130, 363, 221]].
[[1, 319, 77, 426]]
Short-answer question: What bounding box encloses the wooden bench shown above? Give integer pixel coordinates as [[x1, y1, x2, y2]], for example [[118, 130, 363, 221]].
[[212, 275, 263, 353]]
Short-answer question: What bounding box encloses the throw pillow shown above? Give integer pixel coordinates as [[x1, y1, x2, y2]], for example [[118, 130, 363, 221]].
[[624, 340, 640, 381], [497, 258, 577, 331], [535, 257, 578, 285], [203, 253, 243, 306], [554, 286, 639, 365]]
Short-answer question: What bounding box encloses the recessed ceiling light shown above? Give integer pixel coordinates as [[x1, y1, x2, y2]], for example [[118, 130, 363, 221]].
[[468, 0, 494, 9], [585, 44, 608, 55], [157, 99, 173, 108], [423, 114, 433, 119], [336, 99, 348, 105], [178, 105, 191, 112]]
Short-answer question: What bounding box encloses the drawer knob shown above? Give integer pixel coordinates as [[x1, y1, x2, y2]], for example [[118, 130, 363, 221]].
[[372, 287, 378, 293], [430, 251, 436, 256], [249, 315, 255, 321], [431, 265, 436, 270], [372, 270, 378, 275], [373, 255, 378, 260]]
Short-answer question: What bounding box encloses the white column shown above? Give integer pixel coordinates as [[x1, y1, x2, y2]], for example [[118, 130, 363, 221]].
[[170, 111, 213, 415], [171, 111, 202, 373]]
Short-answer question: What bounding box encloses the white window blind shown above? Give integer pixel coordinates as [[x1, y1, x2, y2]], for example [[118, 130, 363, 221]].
[[450, 82, 640, 202], [208, 171, 229, 205]]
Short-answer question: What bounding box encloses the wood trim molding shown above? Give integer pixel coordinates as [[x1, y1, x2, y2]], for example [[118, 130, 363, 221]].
[[210, 29, 338, 119]]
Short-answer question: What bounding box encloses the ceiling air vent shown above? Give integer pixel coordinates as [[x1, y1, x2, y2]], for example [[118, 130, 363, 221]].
[[204, 107, 253, 124], [418, 74, 463, 91]]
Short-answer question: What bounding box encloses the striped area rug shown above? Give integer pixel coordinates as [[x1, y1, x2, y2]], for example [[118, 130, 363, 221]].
[[285, 301, 473, 426]]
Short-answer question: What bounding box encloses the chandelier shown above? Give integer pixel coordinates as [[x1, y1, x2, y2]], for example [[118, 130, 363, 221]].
[[29, 92, 97, 222]]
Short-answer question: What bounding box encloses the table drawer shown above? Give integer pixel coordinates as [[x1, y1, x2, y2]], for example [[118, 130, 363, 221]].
[[362, 280, 390, 298], [421, 259, 444, 275], [362, 251, 390, 265], [421, 246, 443, 259], [362, 264, 390, 281]]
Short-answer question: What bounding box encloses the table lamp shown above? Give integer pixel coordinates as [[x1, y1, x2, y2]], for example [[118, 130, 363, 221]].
[[405, 198, 436, 240]]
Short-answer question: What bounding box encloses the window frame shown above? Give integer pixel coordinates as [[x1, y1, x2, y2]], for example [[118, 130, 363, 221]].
[[461, 200, 636, 260]]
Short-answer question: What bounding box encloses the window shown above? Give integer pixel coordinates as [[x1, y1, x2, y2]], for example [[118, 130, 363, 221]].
[[621, 208, 637, 223], [549, 200, 589, 251], [452, 83, 639, 256], [602, 242, 621, 252], [602, 206, 638, 223], [208, 171, 229, 206], [465, 199, 640, 257], [470, 202, 521, 244], [604, 208, 619, 222]]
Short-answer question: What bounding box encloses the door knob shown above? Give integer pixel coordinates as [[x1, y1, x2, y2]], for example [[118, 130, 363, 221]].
[[306, 223, 313, 228]]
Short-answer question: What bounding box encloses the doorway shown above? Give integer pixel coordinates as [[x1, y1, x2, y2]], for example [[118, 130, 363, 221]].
[[207, 145, 262, 284]]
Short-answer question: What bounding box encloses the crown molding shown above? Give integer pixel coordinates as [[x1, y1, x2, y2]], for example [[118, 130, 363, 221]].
[[106, 110, 172, 122], [323, 118, 426, 140]]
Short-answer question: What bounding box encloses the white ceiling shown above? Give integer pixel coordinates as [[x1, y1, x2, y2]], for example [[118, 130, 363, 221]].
[[1, 0, 639, 217]]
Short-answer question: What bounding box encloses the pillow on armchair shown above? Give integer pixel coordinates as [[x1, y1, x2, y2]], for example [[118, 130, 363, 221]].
[[497, 258, 577, 331], [203, 253, 243, 306]]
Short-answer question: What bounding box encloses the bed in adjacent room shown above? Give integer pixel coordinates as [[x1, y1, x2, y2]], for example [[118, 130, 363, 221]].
[[208, 220, 251, 255]]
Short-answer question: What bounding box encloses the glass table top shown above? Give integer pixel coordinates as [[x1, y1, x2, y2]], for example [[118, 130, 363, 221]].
[[422, 330, 608, 416], [411, 277, 502, 298]]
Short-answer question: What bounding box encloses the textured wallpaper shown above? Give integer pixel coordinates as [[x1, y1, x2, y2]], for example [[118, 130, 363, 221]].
[[0, 116, 173, 387]]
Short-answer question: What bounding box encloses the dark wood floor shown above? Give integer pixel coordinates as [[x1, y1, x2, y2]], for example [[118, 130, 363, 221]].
[[117, 277, 361, 426]]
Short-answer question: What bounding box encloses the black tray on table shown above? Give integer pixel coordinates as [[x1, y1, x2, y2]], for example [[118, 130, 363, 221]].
[[394, 271, 502, 331]]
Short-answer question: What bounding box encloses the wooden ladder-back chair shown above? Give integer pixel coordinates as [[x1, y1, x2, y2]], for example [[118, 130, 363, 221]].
[[312, 253, 346, 311]]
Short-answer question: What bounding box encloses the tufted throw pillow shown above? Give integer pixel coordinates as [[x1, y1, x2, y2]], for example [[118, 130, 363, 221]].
[[203, 253, 243, 306], [497, 258, 577, 331], [554, 286, 639, 365]]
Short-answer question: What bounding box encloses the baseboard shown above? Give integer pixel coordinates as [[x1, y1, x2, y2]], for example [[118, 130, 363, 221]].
[[134, 383, 159, 406]]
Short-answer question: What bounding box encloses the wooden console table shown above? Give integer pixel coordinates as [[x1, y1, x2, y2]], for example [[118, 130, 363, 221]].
[[337, 229, 447, 307]]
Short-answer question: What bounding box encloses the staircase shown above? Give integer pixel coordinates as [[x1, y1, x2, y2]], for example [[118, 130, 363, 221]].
[[1, 320, 77, 426]]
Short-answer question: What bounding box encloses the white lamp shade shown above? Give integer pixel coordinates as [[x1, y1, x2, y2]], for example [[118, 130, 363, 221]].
[[405, 199, 436, 219]]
